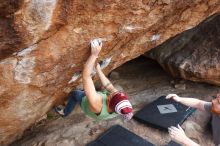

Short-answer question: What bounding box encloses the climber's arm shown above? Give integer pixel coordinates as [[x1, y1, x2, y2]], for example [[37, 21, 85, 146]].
[[96, 64, 118, 94], [82, 40, 102, 113]]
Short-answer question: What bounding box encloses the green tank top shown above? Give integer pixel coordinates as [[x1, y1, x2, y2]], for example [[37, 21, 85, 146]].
[[80, 91, 117, 121]]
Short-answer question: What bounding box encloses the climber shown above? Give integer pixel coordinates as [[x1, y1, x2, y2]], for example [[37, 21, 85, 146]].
[[166, 93, 220, 146], [55, 39, 133, 121]]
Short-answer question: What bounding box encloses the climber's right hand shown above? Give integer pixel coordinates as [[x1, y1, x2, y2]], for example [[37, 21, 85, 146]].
[[96, 63, 101, 71], [91, 38, 102, 56]]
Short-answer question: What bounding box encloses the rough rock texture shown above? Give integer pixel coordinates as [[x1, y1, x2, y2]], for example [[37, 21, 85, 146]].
[[0, 0, 220, 145], [147, 12, 220, 85]]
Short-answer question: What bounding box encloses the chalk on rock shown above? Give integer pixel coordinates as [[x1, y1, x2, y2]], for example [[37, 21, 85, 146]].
[[99, 56, 112, 69], [91, 38, 102, 48], [68, 72, 81, 84]]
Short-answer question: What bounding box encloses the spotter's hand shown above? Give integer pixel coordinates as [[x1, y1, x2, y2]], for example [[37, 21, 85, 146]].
[[166, 94, 181, 102], [168, 125, 188, 145]]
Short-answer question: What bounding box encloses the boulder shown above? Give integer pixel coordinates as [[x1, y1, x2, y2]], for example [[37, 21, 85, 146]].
[[0, 0, 220, 145], [147, 13, 220, 85]]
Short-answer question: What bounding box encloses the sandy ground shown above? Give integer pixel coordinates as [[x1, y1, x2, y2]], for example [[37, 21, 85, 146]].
[[11, 56, 220, 146]]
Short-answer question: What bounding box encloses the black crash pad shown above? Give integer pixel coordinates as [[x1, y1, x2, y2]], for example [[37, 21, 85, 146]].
[[167, 141, 182, 146], [134, 96, 196, 130], [86, 125, 155, 146]]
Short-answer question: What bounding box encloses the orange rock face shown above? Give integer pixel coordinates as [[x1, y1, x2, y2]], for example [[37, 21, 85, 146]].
[[148, 13, 220, 85], [0, 0, 220, 145]]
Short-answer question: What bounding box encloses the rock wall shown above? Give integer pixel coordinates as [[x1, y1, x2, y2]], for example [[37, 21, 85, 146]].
[[0, 0, 220, 145], [147, 12, 220, 85]]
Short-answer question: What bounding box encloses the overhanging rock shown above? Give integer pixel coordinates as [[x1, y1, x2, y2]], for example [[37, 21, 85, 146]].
[[0, 0, 220, 145]]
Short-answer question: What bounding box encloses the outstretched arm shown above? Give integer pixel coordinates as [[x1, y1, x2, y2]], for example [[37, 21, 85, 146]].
[[96, 63, 118, 94], [166, 94, 211, 111], [83, 40, 102, 113], [169, 125, 200, 146]]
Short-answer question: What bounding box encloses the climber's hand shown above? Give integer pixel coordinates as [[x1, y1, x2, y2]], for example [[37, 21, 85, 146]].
[[96, 63, 101, 71], [91, 38, 102, 56]]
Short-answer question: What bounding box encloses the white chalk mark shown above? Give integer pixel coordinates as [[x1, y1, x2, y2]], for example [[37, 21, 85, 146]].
[[20, 0, 58, 40], [100, 56, 112, 69], [17, 44, 37, 57], [73, 27, 83, 33], [14, 57, 36, 84], [122, 25, 144, 33], [68, 72, 81, 84], [70, 64, 76, 68], [150, 34, 160, 41]]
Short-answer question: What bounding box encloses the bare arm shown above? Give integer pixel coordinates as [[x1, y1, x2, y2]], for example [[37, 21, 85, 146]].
[[82, 40, 102, 113], [96, 63, 118, 94], [184, 138, 201, 146], [166, 94, 211, 111], [169, 125, 200, 146]]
